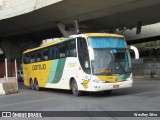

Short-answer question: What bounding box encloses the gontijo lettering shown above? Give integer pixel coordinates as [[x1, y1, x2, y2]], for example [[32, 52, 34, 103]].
[[32, 64, 46, 70]]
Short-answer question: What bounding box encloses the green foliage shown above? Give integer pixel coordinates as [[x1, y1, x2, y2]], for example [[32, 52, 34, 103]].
[[134, 40, 160, 48]]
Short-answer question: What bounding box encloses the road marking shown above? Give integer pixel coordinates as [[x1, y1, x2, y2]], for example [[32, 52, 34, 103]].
[[0, 97, 56, 107]]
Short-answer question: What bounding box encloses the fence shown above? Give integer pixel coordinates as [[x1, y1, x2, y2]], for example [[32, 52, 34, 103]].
[[0, 58, 17, 79], [0, 58, 18, 95]]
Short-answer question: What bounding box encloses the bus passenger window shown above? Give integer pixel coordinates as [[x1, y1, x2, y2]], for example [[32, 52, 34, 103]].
[[58, 44, 67, 58], [69, 40, 76, 57], [23, 54, 30, 64], [51, 46, 56, 59], [30, 53, 36, 63], [36, 51, 43, 62], [42, 49, 49, 60]]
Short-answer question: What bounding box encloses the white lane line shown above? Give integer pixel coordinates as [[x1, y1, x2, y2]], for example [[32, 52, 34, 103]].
[[0, 97, 56, 107]]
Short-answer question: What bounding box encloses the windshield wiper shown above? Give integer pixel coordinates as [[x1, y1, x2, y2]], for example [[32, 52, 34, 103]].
[[115, 61, 127, 74], [113, 53, 127, 74]]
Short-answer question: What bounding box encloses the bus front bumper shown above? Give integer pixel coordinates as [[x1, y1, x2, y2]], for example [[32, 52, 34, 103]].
[[86, 80, 133, 92]]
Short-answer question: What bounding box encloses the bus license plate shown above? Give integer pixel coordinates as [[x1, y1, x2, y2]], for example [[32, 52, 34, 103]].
[[113, 85, 119, 88]]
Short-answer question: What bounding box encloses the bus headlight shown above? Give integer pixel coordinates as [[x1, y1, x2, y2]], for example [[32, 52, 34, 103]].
[[93, 79, 106, 83], [126, 77, 133, 81]]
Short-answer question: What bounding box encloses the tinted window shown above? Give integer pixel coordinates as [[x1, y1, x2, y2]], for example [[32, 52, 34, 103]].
[[68, 39, 77, 57], [77, 37, 91, 74], [23, 53, 30, 64], [36, 50, 43, 62], [58, 43, 67, 58], [42, 48, 49, 60], [30, 52, 36, 63], [51, 46, 57, 59]]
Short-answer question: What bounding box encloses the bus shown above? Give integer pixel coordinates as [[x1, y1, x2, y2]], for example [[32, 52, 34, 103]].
[[22, 33, 133, 96]]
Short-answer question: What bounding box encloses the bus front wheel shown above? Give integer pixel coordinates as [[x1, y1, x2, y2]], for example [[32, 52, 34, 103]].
[[71, 80, 82, 96], [102, 90, 112, 95]]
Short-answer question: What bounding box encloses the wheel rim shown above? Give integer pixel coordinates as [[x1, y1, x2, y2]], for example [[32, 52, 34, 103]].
[[72, 81, 78, 96]]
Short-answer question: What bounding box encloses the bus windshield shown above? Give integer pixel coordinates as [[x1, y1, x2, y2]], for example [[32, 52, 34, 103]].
[[88, 37, 132, 75]]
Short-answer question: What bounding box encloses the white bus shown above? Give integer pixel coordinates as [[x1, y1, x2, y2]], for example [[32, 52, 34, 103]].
[[23, 33, 134, 96]]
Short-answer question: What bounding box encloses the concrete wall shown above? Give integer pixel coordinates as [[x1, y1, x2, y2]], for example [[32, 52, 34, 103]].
[[132, 60, 160, 78], [132, 59, 144, 78], [143, 62, 160, 78]]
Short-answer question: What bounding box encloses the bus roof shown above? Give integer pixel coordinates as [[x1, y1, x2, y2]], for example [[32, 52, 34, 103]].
[[70, 33, 124, 38], [23, 33, 124, 54], [23, 37, 67, 54]]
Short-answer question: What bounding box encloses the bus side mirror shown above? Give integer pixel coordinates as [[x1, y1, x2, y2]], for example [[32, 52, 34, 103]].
[[129, 46, 139, 59], [88, 46, 94, 60]]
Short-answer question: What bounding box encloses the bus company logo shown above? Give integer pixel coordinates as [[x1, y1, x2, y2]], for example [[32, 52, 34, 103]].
[[32, 64, 46, 70], [68, 62, 77, 67], [1, 112, 42, 118], [2, 112, 11, 117]]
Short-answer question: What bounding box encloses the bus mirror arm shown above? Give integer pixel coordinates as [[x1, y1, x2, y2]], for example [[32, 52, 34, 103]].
[[88, 46, 94, 60], [129, 46, 139, 59]]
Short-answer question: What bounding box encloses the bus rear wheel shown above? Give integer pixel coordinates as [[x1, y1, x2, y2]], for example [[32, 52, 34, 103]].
[[34, 80, 40, 91], [71, 80, 82, 96], [30, 80, 34, 90]]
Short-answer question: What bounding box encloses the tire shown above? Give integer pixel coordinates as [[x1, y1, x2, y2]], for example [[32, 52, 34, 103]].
[[102, 90, 112, 95], [30, 80, 34, 90], [34, 80, 40, 91], [71, 80, 82, 96]]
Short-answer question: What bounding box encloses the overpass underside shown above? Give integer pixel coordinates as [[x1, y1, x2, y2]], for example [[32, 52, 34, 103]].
[[1, 0, 160, 68], [1, 0, 160, 38]]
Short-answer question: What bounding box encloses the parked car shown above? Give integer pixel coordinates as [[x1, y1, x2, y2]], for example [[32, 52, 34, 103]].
[[17, 70, 23, 82]]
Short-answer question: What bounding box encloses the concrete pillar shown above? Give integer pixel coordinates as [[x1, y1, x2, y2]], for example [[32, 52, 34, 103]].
[[57, 23, 75, 37], [0, 39, 22, 69]]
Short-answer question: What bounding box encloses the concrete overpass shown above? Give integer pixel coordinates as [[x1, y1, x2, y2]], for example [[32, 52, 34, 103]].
[[1, 0, 160, 38], [117, 23, 160, 44], [1, 0, 160, 67]]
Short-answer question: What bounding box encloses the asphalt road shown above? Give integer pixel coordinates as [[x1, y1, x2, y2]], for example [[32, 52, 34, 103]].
[[0, 78, 160, 120]]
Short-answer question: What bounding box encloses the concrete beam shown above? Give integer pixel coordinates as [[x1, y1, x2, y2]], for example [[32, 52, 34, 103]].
[[57, 23, 74, 37], [117, 23, 160, 42], [0, 0, 63, 20]]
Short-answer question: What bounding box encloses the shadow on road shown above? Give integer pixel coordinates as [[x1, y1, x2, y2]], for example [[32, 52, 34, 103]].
[[17, 78, 160, 98]]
